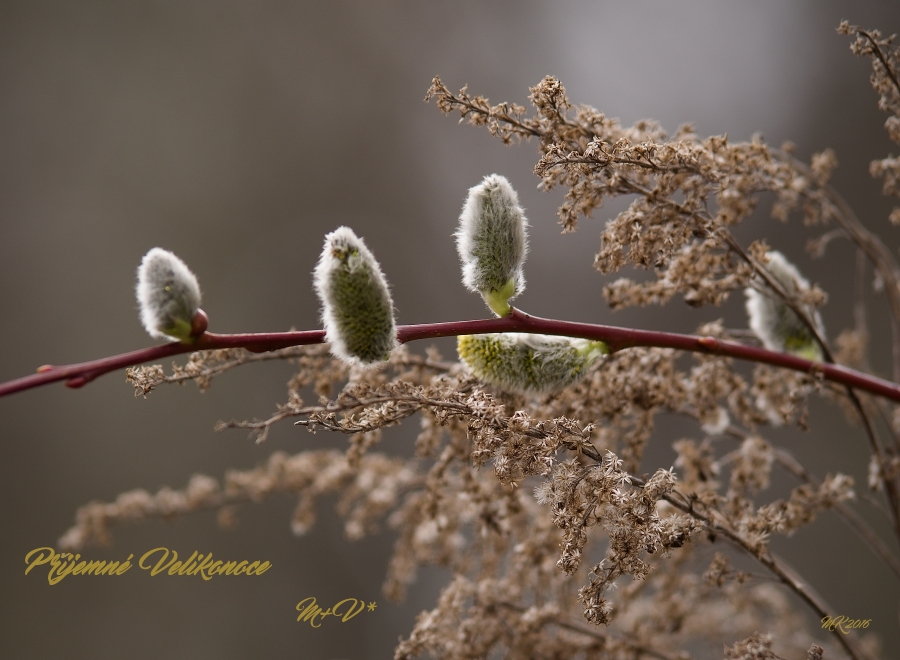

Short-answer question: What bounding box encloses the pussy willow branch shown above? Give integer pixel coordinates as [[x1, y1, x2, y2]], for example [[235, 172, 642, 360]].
[[6, 308, 900, 403], [0, 329, 327, 395]]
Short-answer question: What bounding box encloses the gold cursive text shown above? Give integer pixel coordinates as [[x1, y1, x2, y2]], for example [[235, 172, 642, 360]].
[[138, 548, 271, 580], [23, 546, 271, 584], [295, 597, 374, 627], [821, 615, 871, 633], [25, 547, 133, 585]]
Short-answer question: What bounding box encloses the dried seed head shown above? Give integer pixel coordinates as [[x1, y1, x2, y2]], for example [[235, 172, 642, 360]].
[[745, 251, 825, 361], [136, 248, 204, 342], [456, 174, 529, 316], [457, 333, 607, 394], [314, 226, 397, 365]]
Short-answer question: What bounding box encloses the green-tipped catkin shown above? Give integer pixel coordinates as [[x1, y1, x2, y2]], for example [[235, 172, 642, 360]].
[[745, 251, 825, 361], [137, 248, 203, 342], [456, 174, 529, 316], [314, 226, 397, 365], [457, 333, 607, 394]]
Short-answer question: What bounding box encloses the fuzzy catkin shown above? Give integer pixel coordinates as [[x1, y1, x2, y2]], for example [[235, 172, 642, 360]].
[[745, 251, 825, 361], [456, 174, 528, 316], [136, 248, 202, 342], [314, 226, 397, 365], [457, 333, 606, 394]]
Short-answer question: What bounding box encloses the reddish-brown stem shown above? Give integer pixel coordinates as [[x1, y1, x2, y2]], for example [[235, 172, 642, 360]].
[[0, 330, 326, 397], [4, 308, 900, 404]]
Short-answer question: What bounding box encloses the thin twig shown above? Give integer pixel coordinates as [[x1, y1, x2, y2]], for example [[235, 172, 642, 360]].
[[779, 150, 900, 384], [127, 345, 456, 398], [720, 230, 831, 360], [634, 476, 869, 660], [770, 445, 900, 580], [679, 407, 900, 581], [492, 599, 684, 660], [856, 28, 900, 97], [723, 229, 900, 544]]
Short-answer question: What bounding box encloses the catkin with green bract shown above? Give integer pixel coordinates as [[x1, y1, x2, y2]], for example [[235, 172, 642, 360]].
[[744, 251, 825, 362], [456, 174, 529, 317]]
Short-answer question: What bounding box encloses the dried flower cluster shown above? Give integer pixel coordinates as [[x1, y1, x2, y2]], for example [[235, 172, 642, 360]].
[[54, 21, 900, 660], [839, 22, 900, 224]]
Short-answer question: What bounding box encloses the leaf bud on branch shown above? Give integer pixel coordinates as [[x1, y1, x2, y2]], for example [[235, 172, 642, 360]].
[[136, 248, 207, 343]]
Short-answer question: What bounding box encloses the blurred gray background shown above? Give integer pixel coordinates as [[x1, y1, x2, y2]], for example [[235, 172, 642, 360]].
[[1, 1, 899, 658]]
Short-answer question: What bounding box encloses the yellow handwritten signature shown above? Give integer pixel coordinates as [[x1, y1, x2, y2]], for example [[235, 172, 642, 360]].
[[25, 547, 271, 584], [296, 597, 377, 627], [821, 615, 871, 633]]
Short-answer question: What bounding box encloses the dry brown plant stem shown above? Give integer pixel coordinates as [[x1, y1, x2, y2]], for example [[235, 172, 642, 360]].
[[769, 445, 900, 580], [679, 406, 900, 581], [783, 149, 900, 383], [220, 382, 874, 660], [492, 599, 682, 660], [724, 230, 900, 541], [650, 480, 868, 660], [857, 28, 900, 96]]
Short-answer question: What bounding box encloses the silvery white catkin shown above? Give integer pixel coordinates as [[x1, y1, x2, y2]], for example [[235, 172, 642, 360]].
[[456, 174, 529, 316], [745, 251, 825, 361], [314, 226, 397, 365], [457, 333, 607, 394], [136, 248, 202, 342]]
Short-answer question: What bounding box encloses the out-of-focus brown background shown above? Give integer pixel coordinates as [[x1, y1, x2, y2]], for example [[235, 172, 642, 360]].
[[1, 2, 898, 658]]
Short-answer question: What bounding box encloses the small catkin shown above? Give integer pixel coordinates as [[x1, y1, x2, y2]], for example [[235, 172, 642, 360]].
[[745, 251, 825, 361], [456, 174, 529, 316], [136, 248, 203, 342], [457, 333, 607, 394], [314, 226, 397, 365]]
